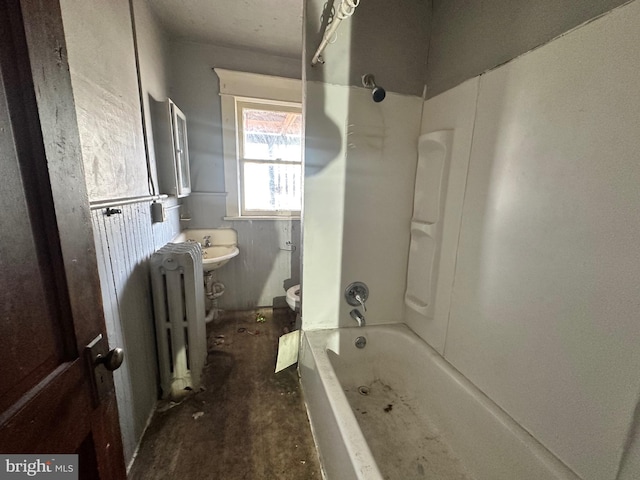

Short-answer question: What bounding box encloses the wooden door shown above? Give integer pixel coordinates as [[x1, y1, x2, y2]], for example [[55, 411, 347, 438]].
[[0, 1, 126, 478]]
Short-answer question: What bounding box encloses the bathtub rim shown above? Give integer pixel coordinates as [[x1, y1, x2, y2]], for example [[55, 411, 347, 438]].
[[300, 327, 384, 480]]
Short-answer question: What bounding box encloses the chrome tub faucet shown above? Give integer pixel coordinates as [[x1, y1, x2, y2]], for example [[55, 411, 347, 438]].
[[350, 308, 366, 327]]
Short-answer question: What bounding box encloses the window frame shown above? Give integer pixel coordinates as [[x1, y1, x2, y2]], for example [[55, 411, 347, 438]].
[[235, 98, 302, 217], [215, 69, 302, 220]]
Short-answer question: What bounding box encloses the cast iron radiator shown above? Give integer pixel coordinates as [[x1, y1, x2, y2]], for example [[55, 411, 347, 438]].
[[150, 242, 206, 399]]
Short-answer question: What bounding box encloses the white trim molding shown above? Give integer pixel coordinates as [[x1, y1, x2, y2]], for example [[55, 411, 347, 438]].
[[215, 68, 302, 103], [214, 68, 303, 218]]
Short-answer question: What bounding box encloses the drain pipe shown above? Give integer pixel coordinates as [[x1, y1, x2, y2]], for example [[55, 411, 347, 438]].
[[204, 271, 225, 323]]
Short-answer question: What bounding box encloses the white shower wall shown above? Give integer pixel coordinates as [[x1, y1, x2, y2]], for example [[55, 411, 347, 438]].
[[340, 88, 422, 325], [302, 82, 422, 330], [419, 2, 640, 479], [302, 82, 349, 330], [406, 77, 479, 354]]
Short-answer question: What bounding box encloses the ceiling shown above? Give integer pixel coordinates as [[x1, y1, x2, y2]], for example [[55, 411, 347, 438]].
[[147, 0, 303, 58]]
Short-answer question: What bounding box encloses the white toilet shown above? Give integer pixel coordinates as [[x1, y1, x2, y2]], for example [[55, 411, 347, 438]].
[[286, 284, 301, 312]]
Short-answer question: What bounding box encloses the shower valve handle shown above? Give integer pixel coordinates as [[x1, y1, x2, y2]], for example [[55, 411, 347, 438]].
[[345, 281, 369, 310], [355, 294, 367, 312]]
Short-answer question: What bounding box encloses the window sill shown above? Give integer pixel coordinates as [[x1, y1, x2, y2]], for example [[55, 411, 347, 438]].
[[224, 216, 300, 221]]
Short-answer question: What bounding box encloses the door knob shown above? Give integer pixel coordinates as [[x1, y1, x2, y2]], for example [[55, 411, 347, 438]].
[[96, 348, 124, 371], [85, 334, 124, 406]]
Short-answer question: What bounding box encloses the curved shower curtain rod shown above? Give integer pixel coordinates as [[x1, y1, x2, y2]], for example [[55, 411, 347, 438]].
[[311, 0, 360, 66]]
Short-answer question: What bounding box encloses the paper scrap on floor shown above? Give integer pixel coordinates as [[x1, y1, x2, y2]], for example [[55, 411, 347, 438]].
[[275, 330, 300, 373]]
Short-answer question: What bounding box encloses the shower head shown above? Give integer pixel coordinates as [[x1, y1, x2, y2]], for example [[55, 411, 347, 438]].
[[361, 73, 386, 103]]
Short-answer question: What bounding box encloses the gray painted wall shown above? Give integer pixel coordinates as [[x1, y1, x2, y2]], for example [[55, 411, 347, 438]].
[[60, 0, 148, 202], [168, 40, 301, 193], [132, 0, 169, 192], [168, 41, 302, 309], [305, 0, 430, 96], [426, 0, 630, 97]]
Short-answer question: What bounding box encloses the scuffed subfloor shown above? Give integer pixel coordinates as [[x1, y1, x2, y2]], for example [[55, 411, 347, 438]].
[[128, 308, 321, 480]]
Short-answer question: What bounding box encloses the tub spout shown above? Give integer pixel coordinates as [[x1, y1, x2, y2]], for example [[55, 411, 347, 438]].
[[350, 309, 366, 327]]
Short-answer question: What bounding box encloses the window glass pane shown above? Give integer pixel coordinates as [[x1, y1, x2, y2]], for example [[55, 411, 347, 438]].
[[242, 108, 302, 161], [176, 115, 190, 189], [243, 162, 302, 212]]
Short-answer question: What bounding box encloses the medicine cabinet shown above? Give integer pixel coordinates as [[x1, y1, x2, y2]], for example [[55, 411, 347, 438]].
[[153, 99, 191, 197]]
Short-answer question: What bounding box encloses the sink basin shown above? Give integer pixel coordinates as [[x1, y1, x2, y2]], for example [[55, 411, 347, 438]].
[[202, 245, 239, 271], [173, 228, 240, 272]]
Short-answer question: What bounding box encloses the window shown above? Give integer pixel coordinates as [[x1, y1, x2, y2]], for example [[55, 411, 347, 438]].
[[215, 69, 303, 219], [236, 100, 302, 215]]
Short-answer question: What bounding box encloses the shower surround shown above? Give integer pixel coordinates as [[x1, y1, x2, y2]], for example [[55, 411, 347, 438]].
[[301, 1, 640, 479]]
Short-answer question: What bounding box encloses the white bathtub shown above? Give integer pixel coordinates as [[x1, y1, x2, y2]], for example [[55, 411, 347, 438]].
[[299, 324, 581, 480]]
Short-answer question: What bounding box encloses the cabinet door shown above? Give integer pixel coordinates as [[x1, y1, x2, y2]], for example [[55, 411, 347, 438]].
[[171, 103, 191, 197]]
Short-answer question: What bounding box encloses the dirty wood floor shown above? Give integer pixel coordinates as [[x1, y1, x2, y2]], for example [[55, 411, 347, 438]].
[[128, 308, 322, 480]]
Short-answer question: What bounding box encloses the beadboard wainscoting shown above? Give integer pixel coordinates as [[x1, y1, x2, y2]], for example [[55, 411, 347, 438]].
[[91, 199, 180, 466]]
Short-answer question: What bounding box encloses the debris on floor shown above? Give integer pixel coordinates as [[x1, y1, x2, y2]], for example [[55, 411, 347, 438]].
[[128, 307, 321, 480], [128, 308, 322, 480], [255, 312, 266, 323]]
